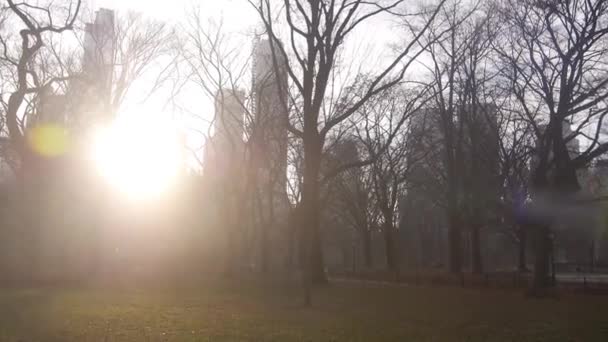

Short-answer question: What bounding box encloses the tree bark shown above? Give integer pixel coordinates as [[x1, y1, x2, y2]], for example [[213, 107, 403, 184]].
[[383, 221, 397, 272], [309, 220, 326, 283], [471, 224, 483, 274], [448, 209, 462, 273], [517, 226, 528, 272], [362, 228, 372, 269], [300, 133, 327, 292], [532, 224, 552, 292], [260, 223, 269, 273]]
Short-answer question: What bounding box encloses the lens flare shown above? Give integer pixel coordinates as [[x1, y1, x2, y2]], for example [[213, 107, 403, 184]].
[[90, 114, 182, 199], [28, 124, 70, 157]]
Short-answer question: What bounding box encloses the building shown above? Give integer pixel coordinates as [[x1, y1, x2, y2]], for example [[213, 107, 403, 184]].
[[76, 8, 116, 127], [251, 38, 289, 196], [83, 8, 115, 103], [400, 105, 501, 269], [204, 89, 246, 181], [400, 108, 448, 268], [213, 89, 245, 146], [322, 138, 368, 270], [248, 38, 291, 270], [36, 91, 69, 126], [27, 9, 116, 132]]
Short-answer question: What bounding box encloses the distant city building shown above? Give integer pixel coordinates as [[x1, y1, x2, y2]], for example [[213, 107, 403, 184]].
[[29, 8, 116, 131], [252, 38, 289, 196], [83, 9, 115, 96], [400, 105, 501, 268], [204, 89, 246, 181], [77, 8, 116, 127], [247, 37, 291, 270], [214, 89, 245, 146], [37, 91, 69, 126], [322, 137, 365, 270]]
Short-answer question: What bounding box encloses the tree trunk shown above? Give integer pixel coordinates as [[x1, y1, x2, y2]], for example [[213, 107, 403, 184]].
[[362, 228, 372, 269], [448, 209, 462, 273], [260, 189, 274, 274], [590, 241, 596, 273], [300, 133, 326, 302], [260, 222, 269, 273], [517, 226, 527, 272], [471, 224, 483, 274], [287, 209, 297, 269], [383, 221, 397, 272], [530, 131, 579, 293], [309, 221, 326, 283], [532, 224, 552, 293]]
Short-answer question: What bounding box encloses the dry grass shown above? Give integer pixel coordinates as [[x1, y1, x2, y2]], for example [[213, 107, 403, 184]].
[[0, 279, 607, 341]]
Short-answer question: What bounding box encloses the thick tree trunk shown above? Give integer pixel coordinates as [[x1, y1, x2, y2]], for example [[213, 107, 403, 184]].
[[383, 221, 397, 272], [300, 134, 326, 302], [309, 221, 326, 283], [471, 224, 483, 274], [362, 228, 372, 269], [260, 189, 274, 274], [287, 209, 297, 269], [530, 130, 579, 293], [517, 226, 528, 272], [448, 209, 462, 273], [19, 153, 44, 282], [260, 223, 269, 273], [532, 224, 552, 292]]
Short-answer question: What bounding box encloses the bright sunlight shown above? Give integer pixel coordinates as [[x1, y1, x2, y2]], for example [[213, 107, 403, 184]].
[[90, 112, 182, 199]]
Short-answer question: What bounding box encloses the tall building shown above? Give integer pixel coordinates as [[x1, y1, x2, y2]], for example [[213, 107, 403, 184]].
[[75, 8, 116, 127], [83, 8, 115, 103], [400, 105, 501, 268], [214, 89, 245, 146], [322, 138, 365, 270], [36, 90, 69, 126], [248, 38, 291, 270], [205, 89, 246, 179], [252, 38, 289, 194], [27, 9, 116, 140]]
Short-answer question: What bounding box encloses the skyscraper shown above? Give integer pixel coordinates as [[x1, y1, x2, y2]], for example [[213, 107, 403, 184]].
[[249, 38, 290, 270], [83, 8, 115, 102], [252, 38, 289, 194], [214, 89, 245, 146], [205, 89, 246, 179], [29, 9, 116, 131], [76, 8, 116, 127]]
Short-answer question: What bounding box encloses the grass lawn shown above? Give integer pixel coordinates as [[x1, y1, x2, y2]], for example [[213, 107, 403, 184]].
[[1, 279, 607, 341]]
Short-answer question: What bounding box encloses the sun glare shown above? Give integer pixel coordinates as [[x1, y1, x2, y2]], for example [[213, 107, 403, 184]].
[[91, 113, 182, 199]]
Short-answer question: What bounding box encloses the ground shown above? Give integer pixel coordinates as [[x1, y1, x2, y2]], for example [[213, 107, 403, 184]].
[[1, 279, 607, 341]]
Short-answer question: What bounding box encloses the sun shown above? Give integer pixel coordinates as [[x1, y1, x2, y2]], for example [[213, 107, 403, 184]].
[[90, 113, 183, 199]]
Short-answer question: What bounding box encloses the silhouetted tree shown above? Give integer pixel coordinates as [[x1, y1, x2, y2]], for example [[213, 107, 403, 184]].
[[496, 0, 608, 294], [250, 0, 446, 305]]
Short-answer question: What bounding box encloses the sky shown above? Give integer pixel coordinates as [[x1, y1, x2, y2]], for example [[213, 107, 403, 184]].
[[89, 1, 259, 165], [83, 0, 402, 168], [93, 0, 255, 29]]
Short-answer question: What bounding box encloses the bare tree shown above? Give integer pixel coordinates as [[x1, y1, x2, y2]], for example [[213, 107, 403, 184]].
[[181, 12, 297, 275], [179, 13, 255, 275], [354, 86, 430, 273], [2, 0, 81, 173], [419, 0, 500, 273], [494, 104, 535, 272], [325, 158, 376, 269], [496, 0, 608, 294], [250, 1, 446, 304], [74, 9, 175, 125]]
